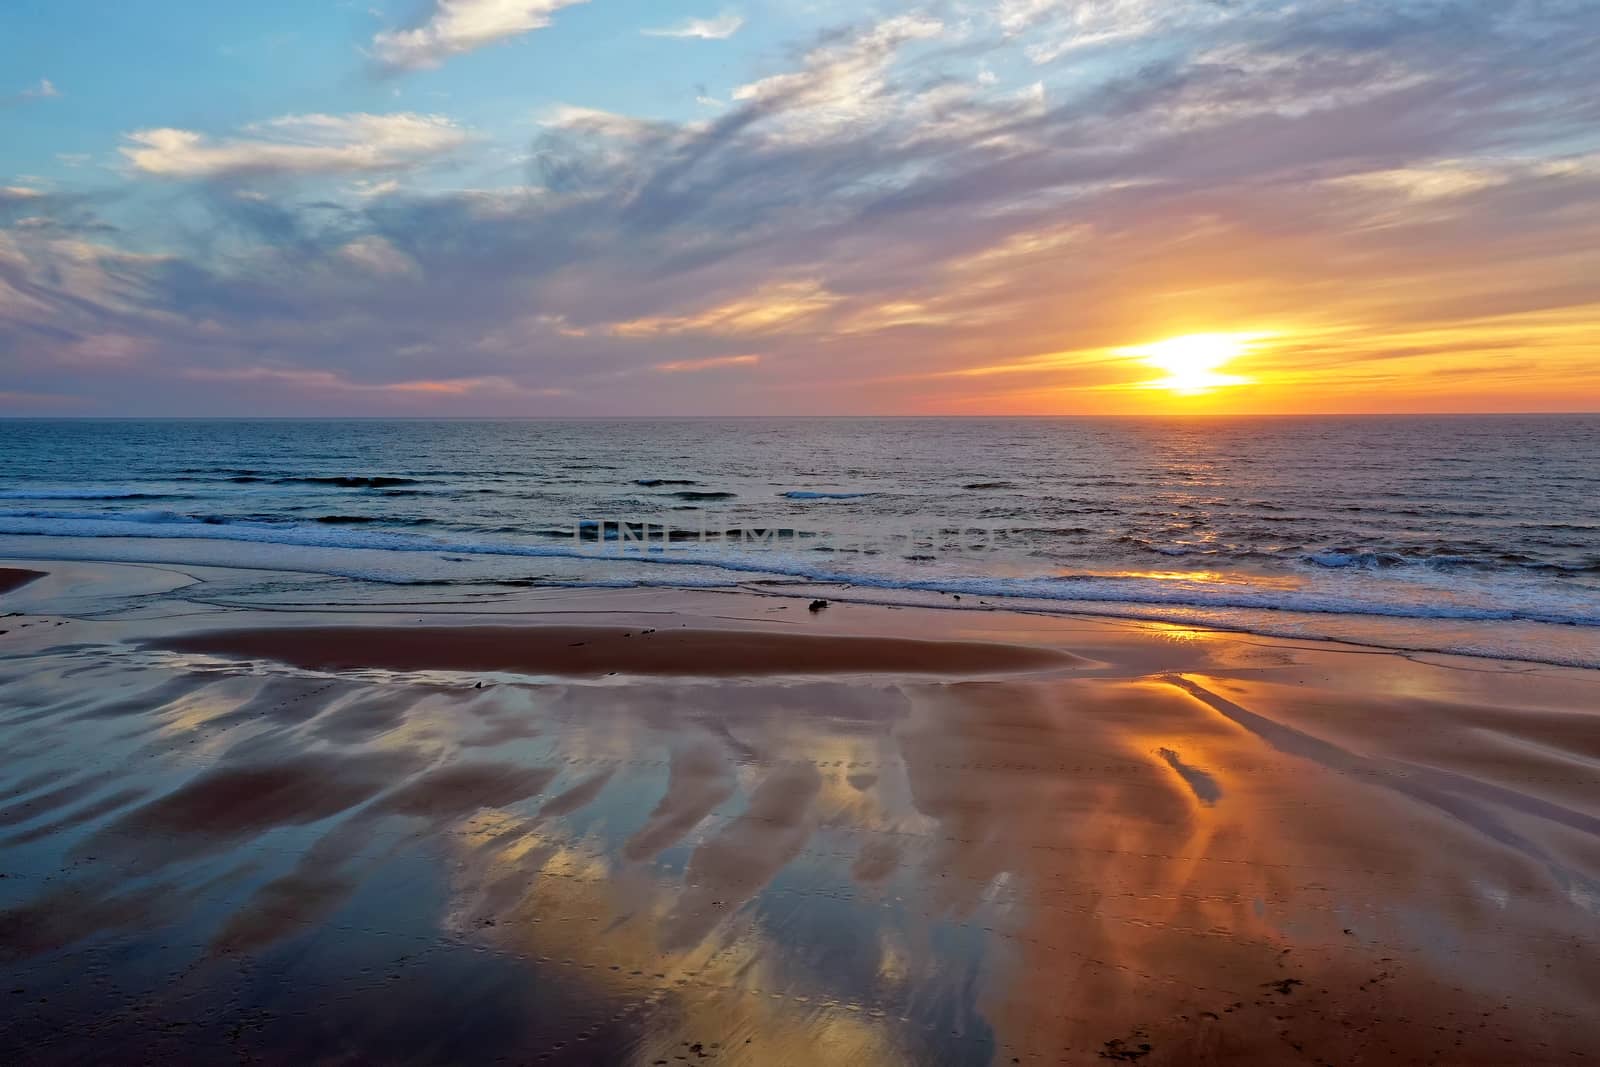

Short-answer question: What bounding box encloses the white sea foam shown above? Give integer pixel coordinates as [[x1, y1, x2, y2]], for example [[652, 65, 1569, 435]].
[[2, 513, 1596, 630]]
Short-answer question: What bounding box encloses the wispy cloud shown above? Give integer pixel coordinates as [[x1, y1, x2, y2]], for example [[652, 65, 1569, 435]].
[[611, 283, 840, 338], [119, 113, 470, 179], [654, 354, 761, 372], [2, 78, 59, 107], [729, 14, 943, 140], [642, 12, 744, 41], [371, 0, 588, 71], [540, 105, 676, 141], [338, 236, 422, 277], [181, 367, 565, 399]]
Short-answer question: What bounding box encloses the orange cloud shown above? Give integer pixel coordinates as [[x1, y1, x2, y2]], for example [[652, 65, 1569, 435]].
[[610, 282, 839, 338], [653, 354, 762, 373]]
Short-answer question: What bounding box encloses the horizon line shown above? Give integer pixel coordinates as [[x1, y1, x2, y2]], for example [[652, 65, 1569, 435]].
[[2, 411, 1598, 421]]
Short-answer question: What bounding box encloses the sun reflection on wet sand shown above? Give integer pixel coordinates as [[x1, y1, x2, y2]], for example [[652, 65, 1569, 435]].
[[1, 576, 1598, 1064]]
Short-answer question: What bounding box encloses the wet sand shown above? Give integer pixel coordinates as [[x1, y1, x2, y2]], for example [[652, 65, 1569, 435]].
[[0, 568, 45, 596], [1, 559, 1598, 1064], [157, 624, 1081, 677]]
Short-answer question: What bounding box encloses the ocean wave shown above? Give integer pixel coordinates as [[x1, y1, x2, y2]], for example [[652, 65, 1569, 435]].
[[4, 513, 1598, 629], [0, 508, 201, 523], [1299, 550, 1600, 575], [0, 508, 431, 530], [782, 491, 876, 500], [179, 474, 424, 488], [1118, 535, 1205, 557], [171, 471, 421, 488], [635, 478, 698, 487], [0, 489, 171, 500], [1302, 551, 1407, 569], [283, 476, 419, 489]]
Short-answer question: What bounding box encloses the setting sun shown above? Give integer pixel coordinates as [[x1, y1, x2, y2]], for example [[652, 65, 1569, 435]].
[[1122, 333, 1262, 395]]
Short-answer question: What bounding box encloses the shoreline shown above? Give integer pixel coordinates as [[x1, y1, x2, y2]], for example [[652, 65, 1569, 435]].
[[2, 559, 1599, 1063], [5, 544, 1599, 673], [8, 550, 1599, 680]]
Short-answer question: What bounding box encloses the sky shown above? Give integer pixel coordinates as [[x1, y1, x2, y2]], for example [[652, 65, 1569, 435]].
[[1, 0, 1597, 416]]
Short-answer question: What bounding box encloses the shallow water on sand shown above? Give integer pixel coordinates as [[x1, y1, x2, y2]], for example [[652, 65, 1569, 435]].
[[2, 565, 1599, 1064]]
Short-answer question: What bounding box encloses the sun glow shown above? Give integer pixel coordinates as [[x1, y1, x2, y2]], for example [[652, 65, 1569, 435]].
[[1122, 333, 1262, 395]]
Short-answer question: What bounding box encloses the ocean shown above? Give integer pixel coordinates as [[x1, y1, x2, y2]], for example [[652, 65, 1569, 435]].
[[2, 416, 1597, 666]]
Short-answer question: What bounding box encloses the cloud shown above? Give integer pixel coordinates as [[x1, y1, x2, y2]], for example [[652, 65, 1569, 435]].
[[2, 78, 59, 107], [371, 0, 588, 71], [1019, 0, 1194, 60], [119, 113, 470, 179], [730, 14, 943, 138], [6, 4, 1600, 414], [610, 283, 840, 338], [180, 366, 558, 398], [642, 12, 744, 40], [654, 354, 761, 372], [338, 236, 421, 277], [541, 105, 677, 142]]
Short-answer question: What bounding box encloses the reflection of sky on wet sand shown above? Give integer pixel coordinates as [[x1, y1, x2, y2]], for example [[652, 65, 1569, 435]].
[[2, 629, 1599, 1063]]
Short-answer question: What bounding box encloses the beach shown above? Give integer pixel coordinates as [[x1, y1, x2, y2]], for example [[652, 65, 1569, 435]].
[[7, 0, 1600, 1057], [2, 558, 1597, 1065]]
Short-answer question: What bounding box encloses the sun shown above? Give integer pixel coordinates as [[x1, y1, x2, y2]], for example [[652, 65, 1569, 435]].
[[1121, 333, 1262, 395]]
